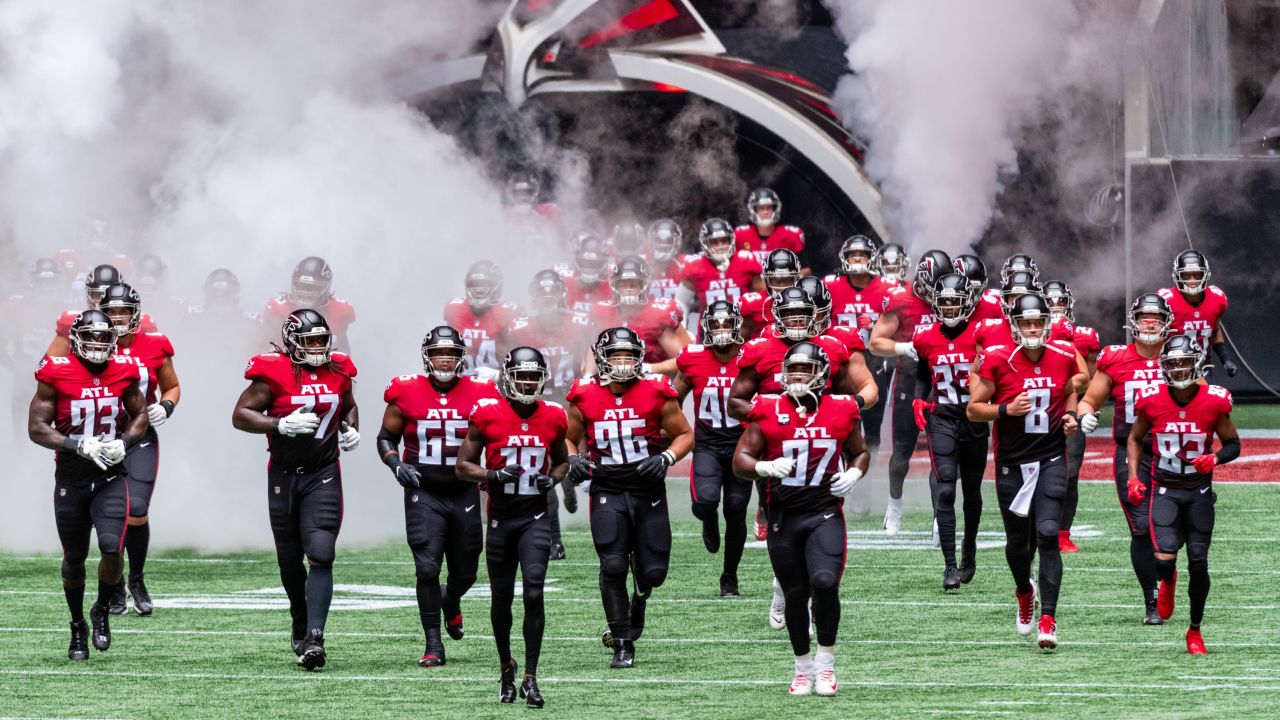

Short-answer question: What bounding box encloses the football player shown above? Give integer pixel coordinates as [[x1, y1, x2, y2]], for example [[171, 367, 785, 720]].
[[131, 255, 186, 327], [54, 216, 132, 282], [678, 218, 764, 321], [264, 257, 356, 351], [674, 301, 749, 596], [647, 219, 687, 301], [444, 261, 523, 378], [869, 250, 951, 536], [593, 257, 690, 376], [565, 327, 694, 669], [734, 188, 807, 272], [564, 234, 614, 312], [872, 244, 910, 286], [1000, 254, 1040, 284], [233, 310, 359, 670], [456, 348, 569, 706], [740, 248, 802, 339], [952, 254, 1005, 323], [29, 310, 148, 661], [609, 220, 648, 258], [733, 342, 870, 696], [1042, 281, 1100, 553], [377, 326, 498, 667], [184, 269, 264, 366], [912, 273, 988, 590], [1158, 250, 1235, 377], [49, 264, 157, 351], [968, 294, 1086, 651], [1128, 335, 1239, 654], [1075, 294, 1173, 624]]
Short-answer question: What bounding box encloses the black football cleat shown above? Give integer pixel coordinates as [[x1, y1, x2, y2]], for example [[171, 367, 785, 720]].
[[943, 567, 962, 591], [609, 639, 635, 669], [630, 592, 647, 641], [68, 620, 89, 661], [1143, 598, 1164, 626], [291, 614, 308, 656], [107, 580, 128, 616], [419, 633, 447, 667], [702, 517, 720, 554], [719, 573, 739, 597], [548, 542, 566, 561], [297, 630, 326, 671], [499, 660, 518, 703], [127, 576, 153, 616], [520, 674, 545, 708], [959, 546, 977, 584], [89, 602, 111, 651]]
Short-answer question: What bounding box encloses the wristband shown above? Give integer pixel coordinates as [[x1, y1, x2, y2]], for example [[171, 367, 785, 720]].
[[486, 469, 499, 484], [273, 418, 282, 434], [661, 450, 677, 466], [998, 404, 1009, 419], [1064, 410, 1079, 421], [61, 437, 80, 452], [159, 400, 175, 417], [855, 395, 866, 409]]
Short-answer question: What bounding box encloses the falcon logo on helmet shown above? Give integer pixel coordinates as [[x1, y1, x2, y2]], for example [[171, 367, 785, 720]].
[[647, 219, 683, 263], [747, 188, 781, 228], [839, 235, 877, 276], [99, 283, 142, 337], [914, 250, 953, 305], [1160, 334, 1207, 389], [500, 347, 549, 403], [797, 276, 834, 334], [1172, 250, 1211, 296], [1009, 294, 1051, 350], [773, 286, 818, 341], [69, 309, 117, 365], [465, 260, 504, 310], [762, 248, 802, 295], [873, 243, 910, 283], [698, 218, 736, 266], [593, 327, 645, 383], [610, 256, 651, 306], [700, 300, 744, 348], [282, 309, 335, 367], [931, 273, 976, 327], [1126, 293, 1173, 345], [421, 325, 468, 382], [952, 254, 988, 302]]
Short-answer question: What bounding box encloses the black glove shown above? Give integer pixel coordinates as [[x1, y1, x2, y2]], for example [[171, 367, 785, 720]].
[[487, 465, 524, 487], [529, 473, 555, 494], [636, 452, 673, 483], [1223, 359, 1239, 377], [387, 456, 421, 489], [567, 454, 595, 485], [562, 481, 579, 513]]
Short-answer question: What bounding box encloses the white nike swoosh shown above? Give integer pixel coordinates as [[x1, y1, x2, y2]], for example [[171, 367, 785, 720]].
[[650, 500, 661, 507], [1200, 486, 1210, 494], [139, 442, 151, 448], [320, 478, 333, 484], [823, 513, 835, 519], [465, 505, 476, 512], [534, 512, 545, 519], [1050, 456, 1062, 462]]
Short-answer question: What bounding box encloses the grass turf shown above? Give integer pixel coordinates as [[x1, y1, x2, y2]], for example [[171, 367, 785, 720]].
[[1, 482, 1278, 719]]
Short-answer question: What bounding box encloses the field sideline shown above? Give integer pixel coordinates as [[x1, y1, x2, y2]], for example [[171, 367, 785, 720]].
[[2, 482, 1279, 719]]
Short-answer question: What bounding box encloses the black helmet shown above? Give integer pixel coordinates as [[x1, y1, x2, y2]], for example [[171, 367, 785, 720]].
[[1126, 293, 1173, 344], [773, 286, 817, 341], [291, 256, 333, 306], [574, 234, 609, 284], [500, 346, 549, 403], [781, 341, 830, 402], [747, 187, 782, 226], [610, 256, 651, 306], [30, 258, 60, 296], [465, 260, 503, 310], [647, 219, 683, 263], [282, 309, 334, 366], [1000, 271, 1042, 314], [100, 283, 142, 337], [1009, 294, 1052, 350], [1160, 334, 1206, 389], [593, 327, 645, 383], [839, 235, 877, 276], [932, 273, 975, 327], [762, 248, 802, 294], [1041, 280, 1074, 322], [700, 300, 744, 348], [1172, 249, 1211, 296], [421, 325, 467, 382], [797, 276, 833, 334], [134, 255, 167, 295], [203, 268, 241, 310], [528, 269, 568, 315], [611, 221, 647, 257], [914, 250, 953, 304], [1000, 254, 1040, 284], [69, 309, 117, 364], [874, 243, 910, 282], [952, 254, 988, 301], [86, 264, 123, 308], [698, 218, 736, 264], [506, 172, 540, 208]]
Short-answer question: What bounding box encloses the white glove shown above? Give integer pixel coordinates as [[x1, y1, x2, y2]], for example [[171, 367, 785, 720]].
[[76, 437, 109, 471], [277, 410, 321, 437], [640, 363, 653, 376], [475, 366, 500, 382], [100, 439, 126, 466], [894, 342, 919, 361], [755, 458, 796, 479], [339, 424, 360, 452], [1080, 412, 1100, 433], [147, 403, 169, 427], [829, 467, 862, 497]]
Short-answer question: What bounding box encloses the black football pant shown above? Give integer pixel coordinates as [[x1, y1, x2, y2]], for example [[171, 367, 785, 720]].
[[888, 358, 921, 500], [995, 455, 1067, 618], [925, 412, 987, 569], [690, 450, 752, 578], [487, 511, 551, 674], [591, 490, 672, 644], [1115, 443, 1159, 604], [268, 462, 343, 634], [766, 506, 846, 656], [860, 354, 892, 452], [405, 484, 483, 636], [1060, 428, 1085, 531], [55, 473, 129, 621], [1151, 482, 1215, 626], [122, 428, 159, 582]]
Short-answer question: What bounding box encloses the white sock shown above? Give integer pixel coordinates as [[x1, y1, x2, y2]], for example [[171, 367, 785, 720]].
[[794, 653, 813, 675], [815, 646, 835, 670], [772, 577, 785, 604], [887, 496, 903, 512]]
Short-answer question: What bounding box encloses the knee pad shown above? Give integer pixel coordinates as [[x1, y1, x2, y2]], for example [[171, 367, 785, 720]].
[[1155, 556, 1177, 579], [305, 534, 337, 568], [641, 567, 667, 590], [811, 570, 838, 592], [600, 553, 629, 579], [1186, 545, 1210, 568], [96, 531, 122, 554], [61, 559, 87, 585], [935, 482, 957, 507], [522, 584, 544, 605], [1035, 516, 1061, 542], [490, 581, 516, 601], [690, 502, 717, 522], [722, 491, 751, 517]]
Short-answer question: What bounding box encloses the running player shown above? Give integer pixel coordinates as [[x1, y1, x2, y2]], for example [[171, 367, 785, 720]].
[[1158, 250, 1236, 377]]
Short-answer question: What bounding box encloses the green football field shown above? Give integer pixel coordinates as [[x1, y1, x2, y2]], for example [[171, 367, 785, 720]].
[[1, 481, 1278, 720]]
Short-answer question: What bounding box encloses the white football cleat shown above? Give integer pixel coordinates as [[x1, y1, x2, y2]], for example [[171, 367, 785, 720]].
[[1016, 580, 1038, 636], [931, 518, 940, 548], [883, 497, 903, 537], [769, 578, 786, 630], [1037, 614, 1058, 651], [815, 667, 837, 697], [789, 672, 814, 696]]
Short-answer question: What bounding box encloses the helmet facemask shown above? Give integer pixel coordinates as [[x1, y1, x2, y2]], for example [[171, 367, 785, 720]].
[[291, 275, 332, 306], [465, 278, 501, 310], [650, 228, 680, 263], [702, 312, 743, 349], [876, 251, 907, 282], [775, 305, 816, 341], [611, 272, 649, 306], [763, 266, 799, 294], [1128, 310, 1171, 345], [1161, 351, 1203, 389], [576, 254, 606, 285], [290, 327, 334, 366], [103, 303, 141, 337], [598, 345, 643, 383], [841, 248, 873, 276], [1045, 293, 1073, 322], [704, 234, 734, 266], [1174, 264, 1209, 296], [71, 324, 116, 364], [423, 345, 465, 383], [935, 290, 972, 327], [781, 356, 824, 406], [1013, 311, 1048, 350], [749, 199, 779, 228], [501, 362, 548, 403]]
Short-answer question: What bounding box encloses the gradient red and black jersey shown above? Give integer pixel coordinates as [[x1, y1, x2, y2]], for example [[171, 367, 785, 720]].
[[1135, 383, 1232, 489], [747, 393, 860, 513], [115, 331, 174, 405], [565, 375, 677, 498], [245, 352, 356, 470], [471, 397, 568, 520], [57, 309, 157, 338], [384, 374, 499, 491], [1158, 285, 1228, 349], [649, 258, 686, 301], [264, 295, 356, 348], [737, 331, 849, 395], [443, 298, 523, 373], [824, 274, 895, 343], [563, 274, 613, 313], [592, 298, 684, 364], [974, 316, 1073, 350], [35, 353, 141, 484], [680, 251, 762, 308], [675, 344, 742, 452], [1095, 343, 1164, 442], [912, 321, 980, 412], [738, 291, 775, 338], [882, 287, 937, 342], [974, 340, 1078, 465], [506, 312, 593, 398], [733, 224, 805, 266]]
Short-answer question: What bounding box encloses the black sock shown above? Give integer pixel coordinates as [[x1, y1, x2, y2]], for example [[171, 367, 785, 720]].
[[1133, 535, 1159, 599], [96, 581, 115, 608], [491, 584, 515, 665], [65, 584, 85, 622], [305, 565, 333, 633], [1037, 535, 1063, 617], [600, 571, 631, 641], [722, 508, 747, 577], [417, 576, 441, 631], [782, 588, 812, 656], [934, 479, 958, 568], [523, 586, 545, 675], [1188, 561, 1209, 626], [811, 587, 840, 648], [125, 522, 150, 581], [280, 562, 308, 620]]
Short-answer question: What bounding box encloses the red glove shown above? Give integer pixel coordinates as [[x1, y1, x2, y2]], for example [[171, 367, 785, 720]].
[[912, 399, 934, 430], [1127, 478, 1148, 506], [1191, 454, 1217, 474]]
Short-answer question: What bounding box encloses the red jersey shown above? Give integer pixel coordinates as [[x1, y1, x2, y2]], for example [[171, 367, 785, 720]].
[[882, 287, 937, 342], [245, 352, 357, 470], [970, 290, 1005, 324], [55, 248, 132, 281], [592, 298, 684, 364], [1095, 343, 1164, 442], [443, 298, 523, 372], [565, 375, 677, 498], [564, 275, 613, 314], [681, 251, 762, 308], [733, 224, 806, 266], [746, 393, 861, 513], [264, 295, 356, 339], [470, 397, 568, 519], [737, 331, 850, 395], [649, 258, 686, 301], [1135, 383, 1232, 489], [739, 291, 775, 337], [974, 340, 1078, 465], [35, 353, 140, 484], [822, 325, 868, 355], [57, 309, 156, 338], [824, 274, 896, 344], [1157, 286, 1227, 349], [974, 316, 1073, 350], [505, 312, 594, 398], [115, 331, 175, 405], [675, 344, 742, 452], [383, 374, 499, 490], [912, 321, 980, 409]]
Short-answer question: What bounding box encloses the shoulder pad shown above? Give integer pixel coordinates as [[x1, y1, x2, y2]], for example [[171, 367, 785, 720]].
[[1156, 288, 1175, 298], [501, 301, 520, 310], [822, 274, 839, 283], [829, 394, 852, 401], [736, 250, 755, 260], [686, 344, 705, 353], [913, 323, 935, 335], [1208, 286, 1226, 298], [446, 297, 467, 306], [982, 318, 1003, 327], [476, 397, 499, 408], [544, 400, 564, 410], [734, 225, 752, 232]]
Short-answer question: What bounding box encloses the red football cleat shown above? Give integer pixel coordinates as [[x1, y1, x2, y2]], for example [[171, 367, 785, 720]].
[[1037, 614, 1057, 651], [1157, 571, 1178, 620], [1058, 530, 1079, 554], [1186, 628, 1207, 655], [755, 508, 768, 541]]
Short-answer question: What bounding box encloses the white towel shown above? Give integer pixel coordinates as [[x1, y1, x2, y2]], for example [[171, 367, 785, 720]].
[[1009, 462, 1040, 518]]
